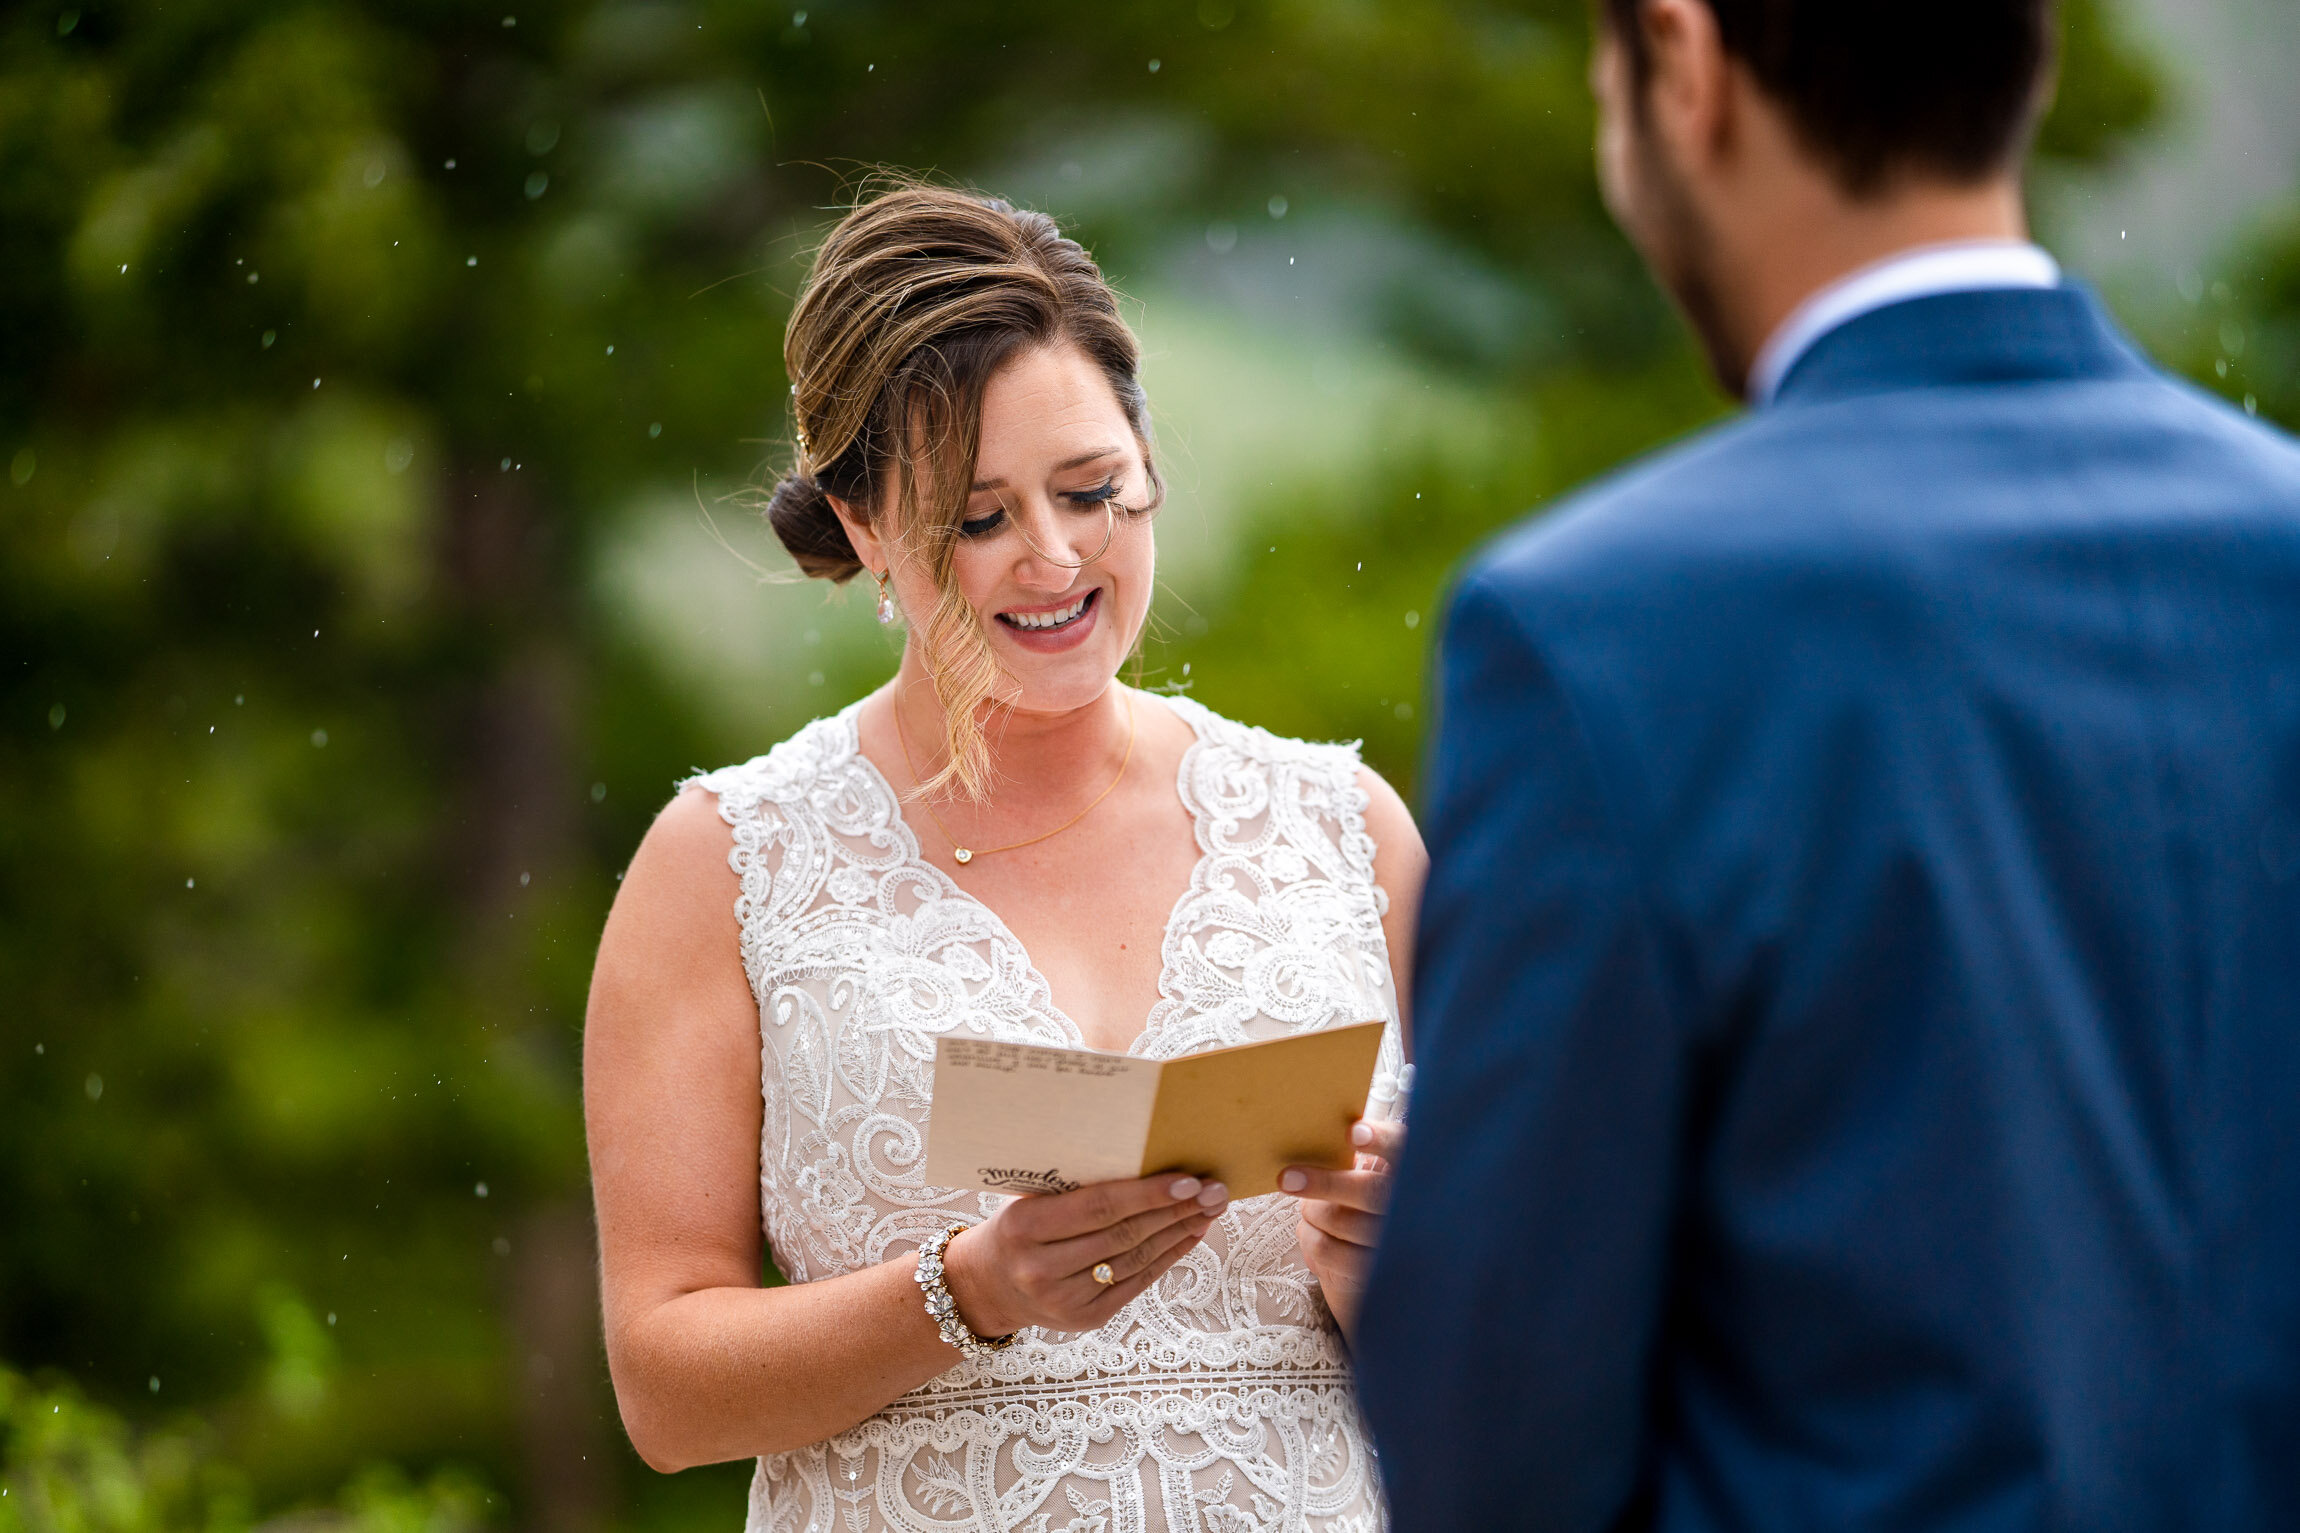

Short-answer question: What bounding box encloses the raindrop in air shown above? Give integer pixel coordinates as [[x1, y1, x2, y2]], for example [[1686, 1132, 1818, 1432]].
[[1268, 195, 1288, 219], [648, 422, 662, 438], [10, 448, 33, 486], [363, 159, 386, 188], [476, 1181, 490, 1197], [1148, 58, 1161, 72], [524, 170, 549, 200], [1205, 222, 1238, 254], [261, 330, 276, 348], [149, 1377, 159, 1393], [48, 703, 64, 730], [466, 255, 478, 267], [85, 1074, 102, 1101], [526, 121, 560, 155], [311, 728, 328, 748], [591, 781, 607, 802]]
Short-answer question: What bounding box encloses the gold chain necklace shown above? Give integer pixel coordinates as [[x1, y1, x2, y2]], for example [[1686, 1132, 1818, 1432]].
[[892, 693, 1137, 866]]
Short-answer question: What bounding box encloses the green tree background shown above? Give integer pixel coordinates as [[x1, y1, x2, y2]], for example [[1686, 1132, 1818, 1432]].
[[0, 1, 2283, 1529]]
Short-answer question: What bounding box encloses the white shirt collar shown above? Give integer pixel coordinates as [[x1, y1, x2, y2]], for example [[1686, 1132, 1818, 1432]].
[[1747, 239, 2062, 407]]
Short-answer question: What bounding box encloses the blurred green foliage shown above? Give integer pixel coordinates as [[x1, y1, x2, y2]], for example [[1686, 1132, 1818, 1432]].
[[0, 0, 2248, 1529]]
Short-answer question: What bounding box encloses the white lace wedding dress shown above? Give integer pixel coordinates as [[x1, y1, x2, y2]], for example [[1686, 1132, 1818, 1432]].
[[686, 693, 1408, 1533]]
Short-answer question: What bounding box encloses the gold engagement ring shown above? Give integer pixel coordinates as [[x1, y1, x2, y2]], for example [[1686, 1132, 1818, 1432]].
[[1091, 1262, 1117, 1287]]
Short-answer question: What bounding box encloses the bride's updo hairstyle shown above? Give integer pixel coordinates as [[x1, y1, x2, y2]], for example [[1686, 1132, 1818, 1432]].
[[763, 181, 1162, 800]]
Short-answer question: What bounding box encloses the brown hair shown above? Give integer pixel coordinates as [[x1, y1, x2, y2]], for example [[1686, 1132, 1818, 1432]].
[[763, 180, 1161, 799]]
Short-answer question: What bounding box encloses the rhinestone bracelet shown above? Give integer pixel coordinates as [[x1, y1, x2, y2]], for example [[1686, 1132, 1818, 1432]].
[[914, 1224, 1016, 1360]]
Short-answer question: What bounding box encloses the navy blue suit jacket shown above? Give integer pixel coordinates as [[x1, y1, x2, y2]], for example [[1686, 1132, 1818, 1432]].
[[1356, 288, 2300, 1530]]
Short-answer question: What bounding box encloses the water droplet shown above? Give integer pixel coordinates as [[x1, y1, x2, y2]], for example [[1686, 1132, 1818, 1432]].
[[148, 1377, 159, 1393], [524, 170, 549, 200], [1394, 702, 1413, 721], [185, 878, 194, 889], [246, 270, 259, 284], [476, 1181, 490, 1197], [1404, 610, 1420, 629], [808, 670, 826, 687], [591, 781, 607, 802], [363, 159, 386, 189], [605, 344, 614, 355], [501, 456, 513, 470], [57, 9, 78, 34], [1267, 195, 1288, 219], [466, 255, 478, 267], [385, 438, 415, 474], [9, 448, 33, 486], [1205, 222, 1238, 254], [1148, 57, 1161, 72], [47, 703, 64, 730], [793, 9, 808, 24], [2246, 395, 2259, 416], [502, 14, 515, 26], [493, 1236, 512, 1255], [327, 1312, 337, 1325], [445, 157, 458, 170], [519, 871, 531, 886], [1181, 662, 1192, 676], [648, 422, 663, 438], [311, 728, 328, 748], [311, 377, 321, 389], [261, 330, 276, 348], [525, 120, 560, 155], [1197, 0, 1234, 28], [85, 1073, 103, 1101]]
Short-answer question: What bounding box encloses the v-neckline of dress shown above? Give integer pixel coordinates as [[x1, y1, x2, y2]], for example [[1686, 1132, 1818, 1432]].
[[838, 692, 1216, 1060]]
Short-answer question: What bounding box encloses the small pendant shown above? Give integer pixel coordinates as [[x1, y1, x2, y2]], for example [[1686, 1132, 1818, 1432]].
[[953, 848, 973, 865]]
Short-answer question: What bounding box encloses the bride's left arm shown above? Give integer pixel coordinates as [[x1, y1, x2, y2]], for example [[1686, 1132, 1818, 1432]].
[[1283, 767, 1426, 1340]]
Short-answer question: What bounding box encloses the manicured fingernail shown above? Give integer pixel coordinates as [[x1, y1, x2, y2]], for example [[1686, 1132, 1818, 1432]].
[[1197, 1183, 1228, 1208], [1350, 1122, 1374, 1147], [1168, 1177, 1201, 1200], [1279, 1169, 1308, 1193]]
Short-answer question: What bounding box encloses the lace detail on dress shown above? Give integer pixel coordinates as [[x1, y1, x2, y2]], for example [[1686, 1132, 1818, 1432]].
[[687, 695, 1407, 1533]]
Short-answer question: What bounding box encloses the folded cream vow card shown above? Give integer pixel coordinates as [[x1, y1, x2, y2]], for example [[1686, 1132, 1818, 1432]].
[[922, 1020, 1385, 1200]]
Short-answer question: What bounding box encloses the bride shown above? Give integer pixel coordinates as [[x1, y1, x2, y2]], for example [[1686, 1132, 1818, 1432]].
[[584, 182, 1424, 1533]]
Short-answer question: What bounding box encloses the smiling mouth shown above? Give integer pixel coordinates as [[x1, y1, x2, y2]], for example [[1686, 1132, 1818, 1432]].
[[997, 589, 1097, 632]]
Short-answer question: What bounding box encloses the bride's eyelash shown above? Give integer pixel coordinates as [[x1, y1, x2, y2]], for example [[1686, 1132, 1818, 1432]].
[[956, 479, 1123, 540]]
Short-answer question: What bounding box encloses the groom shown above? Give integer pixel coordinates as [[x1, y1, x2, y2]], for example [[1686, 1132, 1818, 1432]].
[[1357, 0, 2300, 1527]]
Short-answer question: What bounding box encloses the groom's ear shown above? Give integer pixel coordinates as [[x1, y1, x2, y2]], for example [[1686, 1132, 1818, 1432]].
[[1628, 0, 1738, 172]]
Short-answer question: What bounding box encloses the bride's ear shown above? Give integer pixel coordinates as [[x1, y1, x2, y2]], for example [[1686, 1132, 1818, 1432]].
[[828, 494, 887, 575]]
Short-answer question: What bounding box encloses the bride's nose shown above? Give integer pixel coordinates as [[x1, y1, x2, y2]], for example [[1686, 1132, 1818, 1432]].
[[1004, 497, 1097, 587]]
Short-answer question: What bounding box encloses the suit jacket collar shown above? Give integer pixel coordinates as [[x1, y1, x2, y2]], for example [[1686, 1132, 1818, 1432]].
[[1770, 285, 2153, 407]]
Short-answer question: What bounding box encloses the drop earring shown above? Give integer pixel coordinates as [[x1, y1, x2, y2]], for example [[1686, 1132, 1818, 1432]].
[[873, 569, 896, 626]]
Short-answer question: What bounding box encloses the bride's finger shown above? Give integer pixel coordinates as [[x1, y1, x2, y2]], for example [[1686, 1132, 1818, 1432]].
[[1077, 1208, 1213, 1290], [1078, 1224, 1208, 1325], [1018, 1173, 1212, 1243], [1300, 1196, 1382, 1249], [1041, 1189, 1220, 1276], [1349, 1117, 1405, 1164], [1277, 1163, 1390, 1214]]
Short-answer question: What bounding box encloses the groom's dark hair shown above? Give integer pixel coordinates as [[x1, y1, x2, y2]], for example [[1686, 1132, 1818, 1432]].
[[1602, 0, 2058, 195]]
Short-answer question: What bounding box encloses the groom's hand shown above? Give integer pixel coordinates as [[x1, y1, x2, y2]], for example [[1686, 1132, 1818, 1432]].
[[1281, 1117, 1404, 1340]]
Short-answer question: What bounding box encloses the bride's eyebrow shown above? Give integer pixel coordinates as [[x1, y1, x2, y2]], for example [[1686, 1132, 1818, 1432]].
[[970, 446, 1123, 493]]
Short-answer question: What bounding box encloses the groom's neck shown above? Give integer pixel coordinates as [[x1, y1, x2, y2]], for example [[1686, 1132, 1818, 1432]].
[[1718, 173, 2031, 389]]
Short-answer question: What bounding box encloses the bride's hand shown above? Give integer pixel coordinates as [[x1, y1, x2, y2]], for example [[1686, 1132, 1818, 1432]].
[[1281, 1117, 1403, 1340], [941, 1174, 1229, 1338]]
